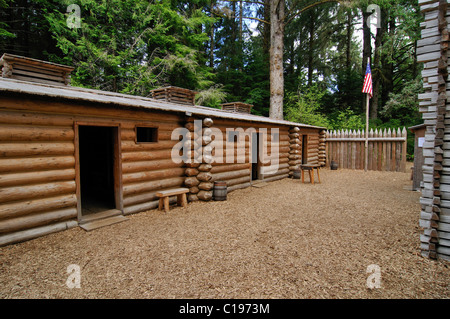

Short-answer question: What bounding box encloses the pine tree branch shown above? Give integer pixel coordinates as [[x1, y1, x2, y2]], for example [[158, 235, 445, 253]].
[[285, 0, 343, 25]]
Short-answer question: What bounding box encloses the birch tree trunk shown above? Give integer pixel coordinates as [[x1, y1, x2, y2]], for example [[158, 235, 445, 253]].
[[269, 0, 285, 120]]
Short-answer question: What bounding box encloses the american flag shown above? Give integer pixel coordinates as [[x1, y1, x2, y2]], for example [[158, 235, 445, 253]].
[[362, 63, 373, 99]]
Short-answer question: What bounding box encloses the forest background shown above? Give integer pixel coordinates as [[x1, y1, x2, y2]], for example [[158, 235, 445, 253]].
[[0, 0, 424, 154]]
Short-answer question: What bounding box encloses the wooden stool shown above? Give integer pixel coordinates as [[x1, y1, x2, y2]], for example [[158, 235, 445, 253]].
[[301, 165, 321, 185], [156, 188, 189, 213]]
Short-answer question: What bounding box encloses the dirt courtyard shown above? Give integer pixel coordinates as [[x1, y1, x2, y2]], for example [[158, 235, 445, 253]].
[[1, 167, 449, 299]]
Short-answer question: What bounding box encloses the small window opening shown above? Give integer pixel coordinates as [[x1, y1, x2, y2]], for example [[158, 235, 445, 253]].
[[136, 127, 158, 143]]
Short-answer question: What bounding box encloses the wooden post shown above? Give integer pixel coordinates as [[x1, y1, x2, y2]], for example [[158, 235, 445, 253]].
[[365, 94, 369, 172]]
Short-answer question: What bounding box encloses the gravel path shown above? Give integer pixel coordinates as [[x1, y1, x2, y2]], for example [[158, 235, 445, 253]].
[[1, 167, 449, 299]]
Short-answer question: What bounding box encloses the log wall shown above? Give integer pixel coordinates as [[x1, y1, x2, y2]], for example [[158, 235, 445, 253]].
[[0, 94, 324, 246], [208, 119, 291, 192], [417, 0, 450, 261], [0, 96, 186, 245]]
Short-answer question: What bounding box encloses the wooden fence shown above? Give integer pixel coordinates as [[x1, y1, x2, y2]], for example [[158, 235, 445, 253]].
[[325, 128, 408, 172]]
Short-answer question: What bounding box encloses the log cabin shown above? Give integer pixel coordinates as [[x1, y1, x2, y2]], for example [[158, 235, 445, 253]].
[[0, 53, 326, 246], [416, 0, 450, 261]]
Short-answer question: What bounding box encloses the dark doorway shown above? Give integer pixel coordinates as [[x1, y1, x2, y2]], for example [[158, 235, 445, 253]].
[[302, 135, 308, 164], [78, 125, 116, 216], [252, 132, 260, 181]]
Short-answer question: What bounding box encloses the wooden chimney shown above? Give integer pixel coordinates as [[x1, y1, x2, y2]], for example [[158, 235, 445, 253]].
[[150, 86, 198, 106], [0, 53, 75, 86], [220, 102, 253, 114]]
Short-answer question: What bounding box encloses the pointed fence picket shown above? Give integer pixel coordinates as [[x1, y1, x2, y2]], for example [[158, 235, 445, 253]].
[[325, 127, 407, 172]]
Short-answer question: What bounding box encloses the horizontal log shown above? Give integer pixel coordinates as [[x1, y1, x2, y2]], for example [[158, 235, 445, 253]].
[[0, 96, 184, 125], [211, 163, 251, 174], [121, 149, 173, 162], [122, 167, 185, 184], [0, 156, 75, 174], [0, 168, 75, 188], [227, 182, 252, 193], [0, 194, 77, 221], [262, 168, 290, 179], [0, 142, 74, 157], [123, 177, 184, 197], [123, 190, 159, 207], [0, 181, 76, 204], [121, 140, 178, 152], [124, 197, 177, 215], [0, 220, 78, 247], [262, 173, 289, 183], [122, 159, 182, 174], [0, 110, 74, 127], [0, 125, 74, 141], [212, 169, 250, 181], [225, 176, 251, 187], [0, 207, 77, 234]]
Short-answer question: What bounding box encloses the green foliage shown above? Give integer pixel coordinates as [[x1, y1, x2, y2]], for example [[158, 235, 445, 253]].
[[329, 108, 365, 131], [0, 0, 14, 39], [381, 78, 422, 127], [195, 84, 228, 108], [284, 84, 330, 128], [44, 0, 214, 94]]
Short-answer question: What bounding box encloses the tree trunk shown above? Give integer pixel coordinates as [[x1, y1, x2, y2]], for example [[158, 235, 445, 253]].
[[239, 0, 243, 71], [381, 16, 395, 107], [307, 10, 316, 86], [346, 9, 352, 71], [269, 0, 285, 120], [361, 7, 372, 115], [210, 0, 215, 68], [371, 8, 386, 120]]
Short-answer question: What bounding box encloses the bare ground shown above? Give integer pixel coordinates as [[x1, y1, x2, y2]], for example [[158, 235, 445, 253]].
[[1, 167, 449, 299]]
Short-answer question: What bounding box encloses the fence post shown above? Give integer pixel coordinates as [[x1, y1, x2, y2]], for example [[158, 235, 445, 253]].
[[401, 127, 407, 173]]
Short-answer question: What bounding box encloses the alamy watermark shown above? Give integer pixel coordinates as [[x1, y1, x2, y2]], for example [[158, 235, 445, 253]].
[[366, 4, 381, 29], [66, 264, 81, 289], [66, 4, 81, 29], [366, 264, 381, 289]]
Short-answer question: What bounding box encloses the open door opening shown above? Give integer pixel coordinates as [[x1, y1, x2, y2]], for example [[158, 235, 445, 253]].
[[78, 125, 117, 217], [302, 135, 308, 165], [252, 132, 260, 181]]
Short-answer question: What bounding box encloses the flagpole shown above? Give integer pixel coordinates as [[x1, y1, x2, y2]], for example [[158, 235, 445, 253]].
[[365, 93, 369, 172]]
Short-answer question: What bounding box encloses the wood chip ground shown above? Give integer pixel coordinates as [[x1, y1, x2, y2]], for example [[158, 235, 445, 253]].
[[1, 166, 449, 299]]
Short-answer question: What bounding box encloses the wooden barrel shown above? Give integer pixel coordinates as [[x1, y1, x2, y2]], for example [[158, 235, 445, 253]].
[[293, 169, 301, 179], [331, 161, 338, 170], [214, 181, 227, 201]]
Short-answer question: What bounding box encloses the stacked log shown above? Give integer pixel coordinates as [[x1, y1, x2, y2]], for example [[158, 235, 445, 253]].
[[288, 126, 301, 177], [318, 129, 327, 166], [184, 117, 214, 202], [0, 111, 79, 246], [417, 0, 450, 261]]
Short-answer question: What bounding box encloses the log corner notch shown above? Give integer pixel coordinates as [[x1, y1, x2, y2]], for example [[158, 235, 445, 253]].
[[418, 0, 449, 261], [318, 129, 327, 167], [184, 117, 214, 202], [288, 126, 301, 177]]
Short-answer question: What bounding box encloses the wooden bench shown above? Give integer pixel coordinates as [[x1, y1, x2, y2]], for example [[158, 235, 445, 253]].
[[301, 164, 321, 185], [156, 188, 189, 213]]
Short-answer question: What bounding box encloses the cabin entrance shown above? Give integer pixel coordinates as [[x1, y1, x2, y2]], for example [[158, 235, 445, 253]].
[[77, 125, 119, 218], [251, 132, 261, 181], [302, 135, 308, 164]]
